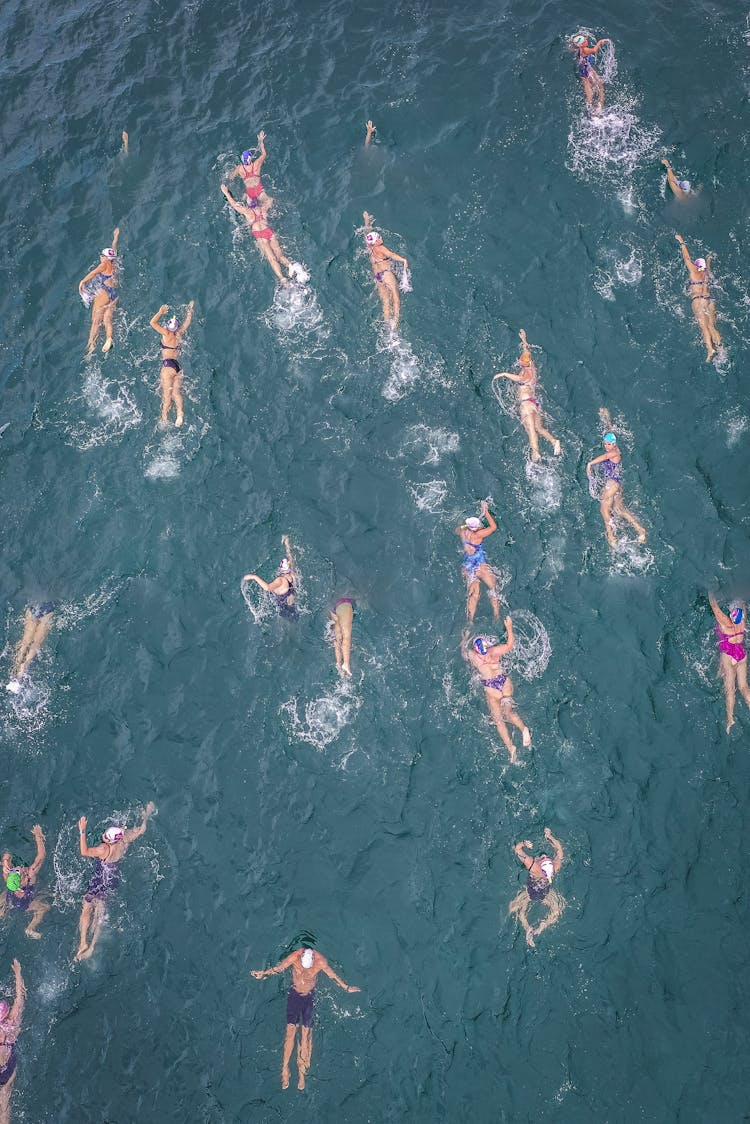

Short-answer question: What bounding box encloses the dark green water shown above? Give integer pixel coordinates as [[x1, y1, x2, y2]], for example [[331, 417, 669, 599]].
[[1, 0, 749, 1119]]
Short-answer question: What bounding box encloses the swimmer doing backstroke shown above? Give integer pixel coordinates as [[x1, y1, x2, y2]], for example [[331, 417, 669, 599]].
[[0, 959, 25, 1124], [675, 233, 722, 362], [150, 301, 195, 428], [509, 829, 565, 948], [586, 431, 646, 548], [493, 329, 561, 462], [571, 34, 611, 113], [709, 594, 750, 735], [463, 622, 531, 765], [456, 501, 500, 623]]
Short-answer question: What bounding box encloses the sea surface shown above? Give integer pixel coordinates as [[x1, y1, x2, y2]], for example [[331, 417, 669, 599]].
[[1, 0, 749, 1119]]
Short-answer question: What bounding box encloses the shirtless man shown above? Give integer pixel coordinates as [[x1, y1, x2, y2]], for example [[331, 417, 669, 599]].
[[456, 501, 500, 623], [251, 947, 360, 1090], [0, 826, 49, 939], [150, 301, 194, 427], [463, 622, 531, 764], [75, 802, 156, 961], [509, 829, 565, 948], [493, 329, 561, 462], [0, 959, 24, 1124]]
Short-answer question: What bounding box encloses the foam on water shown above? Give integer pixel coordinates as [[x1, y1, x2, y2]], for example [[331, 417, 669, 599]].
[[401, 424, 459, 465], [410, 479, 448, 513], [504, 609, 551, 681], [240, 578, 277, 625], [593, 247, 643, 302], [63, 361, 142, 450], [280, 677, 362, 752], [521, 458, 563, 514], [380, 330, 421, 401]]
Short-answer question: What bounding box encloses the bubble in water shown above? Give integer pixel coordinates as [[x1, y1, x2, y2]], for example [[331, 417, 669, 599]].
[[280, 679, 361, 751], [505, 609, 551, 681]]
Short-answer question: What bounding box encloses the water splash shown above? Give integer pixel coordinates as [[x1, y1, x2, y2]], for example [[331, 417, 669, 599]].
[[240, 579, 277, 625], [381, 330, 420, 401], [280, 678, 362, 751], [64, 362, 142, 450], [505, 609, 551, 681], [401, 424, 459, 465], [409, 479, 448, 513], [523, 459, 562, 513]]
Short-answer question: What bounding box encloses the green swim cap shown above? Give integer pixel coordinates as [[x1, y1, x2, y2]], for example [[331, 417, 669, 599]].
[[5, 872, 21, 892]]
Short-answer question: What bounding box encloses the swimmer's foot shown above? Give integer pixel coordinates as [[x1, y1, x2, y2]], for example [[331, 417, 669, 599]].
[[525, 928, 536, 948], [726, 717, 735, 735], [25, 927, 41, 940], [606, 532, 617, 549], [5, 680, 21, 695], [74, 944, 88, 962], [507, 746, 518, 765], [281, 1067, 290, 1090], [298, 1072, 306, 1091], [553, 440, 562, 456], [175, 413, 184, 428], [637, 531, 647, 543], [102, 337, 113, 354], [531, 451, 541, 463], [341, 664, 352, 678], [522, 727, 531, 748], [77, 945, 95, 961]]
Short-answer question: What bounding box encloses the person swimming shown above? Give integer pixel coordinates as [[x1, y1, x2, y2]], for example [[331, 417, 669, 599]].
[[509, 829, 565, 947], [78, 227, 120, 356], [586, 432, 646, 548], [228, 131, 273, 210], [220, 185, 300, 285], [675, 233, 722, 362], [571, 34, 611, 112], [330, 598, 354, 677], [362, 212, 409, 330], [493, 329, 562, 462], [150, 301, 195, 428], [661, 159, 696, 201], [463, 621, 531, 764], [243, 535, 299, 621], [0, 959, 25, 1124], [6, 603, 56, 694], [75, 803, 156, 961], [0, 826, 49, 939], [708, 594, 750, 734], [456, 501, 500, 622]]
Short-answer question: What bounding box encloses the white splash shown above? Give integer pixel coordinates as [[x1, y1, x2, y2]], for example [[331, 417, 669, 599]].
[[505, 609, 551, 681], [410, 480, 448, 513], [280, 679, 361, 751]]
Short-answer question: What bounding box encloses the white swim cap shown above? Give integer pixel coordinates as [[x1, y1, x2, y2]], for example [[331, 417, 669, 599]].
[[166, 317, 179, 331], [540, 858, 555, 880], [678, 180, 691, 192], [365, 231, 381, 245], [301, 949, 314, 968], [694, 258, 706, 271], [465, 517, 482, 530], [278, 558, 291, 574], [100, 248, 116, 260], [103, 826, 124, 843]]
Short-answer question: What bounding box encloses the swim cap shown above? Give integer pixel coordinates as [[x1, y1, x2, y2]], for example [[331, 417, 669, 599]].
[[241, 149, 257, 165], [573, 34, 587, 45], [465, 517, 482, 530], [678, 180, 691, 192], [100, 248, 116, 260], [278, 558, 291, 574], [519, 351, 532, 366], [730, 603, 744, 625], [5, 872, 21, 893], [473, 636, 498, 655], [540, 858, 555, 880], [103, 826, 124, 843], [694, 258, 706, 271], [301, 948, 314, 968], [166, 317, 179, 331], [0, 1003, 9, 1022], [603, 432, 616, 444], [365, 231, 382, 245]]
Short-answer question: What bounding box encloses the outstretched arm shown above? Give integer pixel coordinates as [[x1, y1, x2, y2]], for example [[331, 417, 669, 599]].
[[709, 593, 733, 632], [29, 825, 45, 879], [77, 816, 108, 859], [477, 501, 497, 539], [111, 227, 120, 253], [488, 616, 514, 658], [124, 802, 156, 843], [243, 573, 271, 591], [363, 211, 373, 232], [79, 263, 106, 291], [383, 245, 409, 269], [586, 451, 616, 474], [255, 131, 267, 172], [221, 184, 251, 216], [513, 841, 534, 870], [544, 827, 564, 871], [365, 120, 376, 146], [661, 160, 680, 195], [675, 233, 692, 269], [587, 38, 610, 54], [493, 370, 524, 383], [281, 534, 295, 570], [150, 305, 168, 335], [319, 957, 360, 992], [180, 301, 195, 336], [8, 960, 25, 1027], [251, 953, 297, 979]]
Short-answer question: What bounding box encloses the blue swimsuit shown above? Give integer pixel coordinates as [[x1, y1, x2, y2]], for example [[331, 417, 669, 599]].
[[602, 457, 621, 483], [462, 537, 487, 577]]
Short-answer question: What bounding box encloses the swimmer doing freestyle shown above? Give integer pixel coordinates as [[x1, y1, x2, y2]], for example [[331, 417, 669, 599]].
[[78, 227, 120, 356], [75, 802, 156, 961], [362, 212, 409, 330], [509, 829, 565, 948], [220, 185, 300, 285], [0, 826, 49, 940], [675, 233, 722, 362], [251, 947, 360, 1091], [228, 131, 273, 211], [0, 959, 25, 1124], [586, 430, 646, 548], [243, 535, 299, 620], [708, 594, 750, 734], [330, 597, 354, 677], [493, 329, 561, 462], [661, 158, 696, 201], [6, 602, 56, 694], [149, 301, 195, 428], [463, 621, 531, 765], [456, 501, 500, 623], [571, 34, 611, 113]]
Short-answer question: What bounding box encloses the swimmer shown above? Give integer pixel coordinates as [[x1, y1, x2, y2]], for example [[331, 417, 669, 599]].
[[365, 120, 376, 146], [228, 132, 273, 210], [571, 34, 611, 112], [586, 432, 646, 548], [456, 501, 500, 623], [251, 947, 360, 1091], [330, 597, 354, 677], [493, 329, 562, 462], [509, 829, 565, 948], [0, 959, 25, 1124], [75, 802, 156, 962], [661, 159, 696, 201], [150, 301, 195, 428], [243, 535, 299, 620], [708, 594, 750, 734], [121, 130, 129, 155], [0, 826, 49, 939], [463, 623, 531, 764], [362, 211, 409, 330], [78, 226, 120, 356], [6, 603, 56, 694], [675, 233, 722, 362], [220, 185, 293, 285]]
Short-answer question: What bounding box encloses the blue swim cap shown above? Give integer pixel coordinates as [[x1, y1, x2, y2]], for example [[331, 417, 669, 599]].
[[731, 605, 744, 625], [473, 636, 498, 655], [241, 149, 257, 165], [603, 432, 616, 444]]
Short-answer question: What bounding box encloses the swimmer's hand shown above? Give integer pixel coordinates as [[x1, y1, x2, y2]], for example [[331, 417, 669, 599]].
[[221, 184, 231, 198], [519, 329, 527, 345], [78, 816, 87, 833], [661, 158, 670, 168], [158, 305, 169, 316], [347, 985, 361, 992], [12, 959, 22, 977], [144, 801, 156, 817], [32, 824, 44, 839], [544, 827, 554, 841], [504, 615, 513, 630], [257, 130, 266, 144], [250, 969, 266, 979], [479, 500, 489, 514], [523, 840, 533, 849], [675, 233, 684, 244], [243, 573, 256, 582], [363, 211, 373, 227]]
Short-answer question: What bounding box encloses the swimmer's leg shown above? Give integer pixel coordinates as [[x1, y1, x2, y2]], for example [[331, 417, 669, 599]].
[[535, 416, 561, 455], [172, 371, 185, 428], [16, 615, 53, 680], [297, 1026, 313, 1090], [611, 492, 646, 542], [77, 900, 106, 960], [330, 612, 344, 673], [75, 899, 94, 960], [102, 299, 117, 353], [465, 576, 481, 623], [477, 564, 500, 620], [260, 190, 274, 213], [693, 305, 715, 361], [508, 889, 535, 947], [0, 1069, 16, 1124], [86, 304, 105, 356], [259, 242, 286, 284], [282, 1024, 297, 1089], [735, 656, 750, 714], [268, 236, 291, 272], [581, 77, 594, 107], [707, 302, 722, 350], [721, 654, 738, 733], [12, 610, 37, 678], [599, 483, 618, 547], [25, 899, 50, 939], [383, 272, 401, 330], [159, 367, 174, 424], [520, 409, 541, 461], [533, 889, 564, 940], [500, 681, 531, 747], [337, 603, 353, 676], [486, 691, 518, 764]]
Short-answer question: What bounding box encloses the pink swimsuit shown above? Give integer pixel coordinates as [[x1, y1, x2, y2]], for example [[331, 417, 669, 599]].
[[716, 625, 746, 663]]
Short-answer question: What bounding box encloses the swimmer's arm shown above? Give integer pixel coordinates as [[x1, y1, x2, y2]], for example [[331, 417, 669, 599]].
[[243, 574, 272, 591], [251, 953, 297, 979], [587, 38, 610, 54], [255, 131, 267, 170], [363, 212, 373, 232], [9, 961, 24, 1027], [477, 505, 497, 538], [77, 819, 108, 859], [319, 957, 360, 992], [586, 453, 609, 473], [384, 246, 408, 269], [493, 370, 523, 382], [708, 593, 733, 632], [150, 306, 169, 335], [513, 841, 534, 870], [281, 535, 295, 570], [544, 828, 564, 870], [124, 802, 156, 843], [78, 263, 105, 290], [180, 301, 195, 335], [365, 120, 376, 146], [29, 826, 45, 878], [489, 617, 514, 659], [662, 161, 679, 195], [221, 185, 250, 215], [111, 227, 120, 253], [227, 165, 241, 181], [674, 233, 692, 268]]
